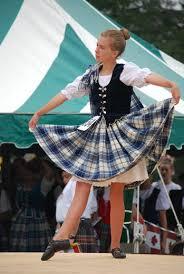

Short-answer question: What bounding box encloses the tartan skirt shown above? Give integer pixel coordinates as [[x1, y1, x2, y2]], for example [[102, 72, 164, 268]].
[[75, 219, 99, 253], [33, 98, 174, 186], [0, 224, 9, 251], [94, 221, 111, 253], [9, 208, 52, 252]]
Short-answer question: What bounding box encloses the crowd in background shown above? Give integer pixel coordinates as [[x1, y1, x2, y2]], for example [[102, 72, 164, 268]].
[[0, 152, 183, 254], [132, 155, 184, 254]]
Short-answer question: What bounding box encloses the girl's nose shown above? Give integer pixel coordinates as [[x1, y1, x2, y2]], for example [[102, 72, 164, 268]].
[[95, 46, 99, 53]]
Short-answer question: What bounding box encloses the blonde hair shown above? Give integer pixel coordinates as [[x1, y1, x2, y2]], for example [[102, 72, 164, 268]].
[[100, 28, 130, 57], [159, 154, 175, 176]]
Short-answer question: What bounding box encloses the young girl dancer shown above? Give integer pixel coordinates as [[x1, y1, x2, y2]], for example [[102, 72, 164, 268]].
[[29, 28, 180, 260]]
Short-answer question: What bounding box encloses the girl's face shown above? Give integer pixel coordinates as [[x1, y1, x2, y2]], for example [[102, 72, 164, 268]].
[[159, 164, 173, 184], [95, 36, 118, 63]]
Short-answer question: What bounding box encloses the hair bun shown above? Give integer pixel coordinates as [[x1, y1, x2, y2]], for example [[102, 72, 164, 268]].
[[120, 28, 130, 40]]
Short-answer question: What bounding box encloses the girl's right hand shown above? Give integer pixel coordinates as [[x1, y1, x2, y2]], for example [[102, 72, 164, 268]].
[[171, 84, 180, 105], [29, 113, 40, 131]]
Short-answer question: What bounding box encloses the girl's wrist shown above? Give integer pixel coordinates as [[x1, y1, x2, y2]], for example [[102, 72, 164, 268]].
[[35, 111, 41, 118]]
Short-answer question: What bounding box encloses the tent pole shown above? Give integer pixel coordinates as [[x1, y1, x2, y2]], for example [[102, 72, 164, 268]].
[[133, 185, 145, 253]]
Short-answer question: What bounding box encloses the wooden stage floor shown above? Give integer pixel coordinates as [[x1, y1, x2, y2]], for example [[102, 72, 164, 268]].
[[0, 253, 183, 274]]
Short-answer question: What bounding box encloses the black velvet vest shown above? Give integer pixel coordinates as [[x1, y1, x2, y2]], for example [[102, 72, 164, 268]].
[[89, 64, 133, 124]]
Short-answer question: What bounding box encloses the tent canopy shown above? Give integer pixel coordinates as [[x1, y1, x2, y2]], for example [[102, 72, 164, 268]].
[[0, 0, 184, 148]]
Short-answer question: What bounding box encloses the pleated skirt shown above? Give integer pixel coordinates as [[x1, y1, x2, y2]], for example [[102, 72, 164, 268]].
[[32, 98, 174, 187]]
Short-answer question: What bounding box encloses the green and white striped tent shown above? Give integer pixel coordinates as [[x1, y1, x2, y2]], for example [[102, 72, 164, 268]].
[[0, 0, 184, 148]]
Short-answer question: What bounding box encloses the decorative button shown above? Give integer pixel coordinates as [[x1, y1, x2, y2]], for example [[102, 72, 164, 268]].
[[98, 86, 107, 115], [99, 87, 107, 92], [100, 106, 106, 114]]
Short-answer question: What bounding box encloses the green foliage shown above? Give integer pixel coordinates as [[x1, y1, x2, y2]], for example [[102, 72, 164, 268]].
[[88, 0, 184, 62]]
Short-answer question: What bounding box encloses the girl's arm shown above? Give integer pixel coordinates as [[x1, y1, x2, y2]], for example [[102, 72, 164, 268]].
[[29, 69, 90, 130], [29, 93, 67, 130], [145, 73, 181, 104]]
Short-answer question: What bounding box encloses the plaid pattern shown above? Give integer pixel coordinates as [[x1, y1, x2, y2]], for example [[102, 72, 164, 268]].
[[9, 185, 52, 252], [130, 91, 144, 112], [95, 221, 111, 253], [33, 98, 174, 183], [75, 219, 99, 253], [9, 208, 52, 252], [0, 224, 9, 251], [79, 63, 101, 94]]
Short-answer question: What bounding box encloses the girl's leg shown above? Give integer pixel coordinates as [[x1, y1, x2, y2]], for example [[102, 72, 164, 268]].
[[41, 181, 91, 261], [109, 183, 125, 250], [54, 181, 91, 240]]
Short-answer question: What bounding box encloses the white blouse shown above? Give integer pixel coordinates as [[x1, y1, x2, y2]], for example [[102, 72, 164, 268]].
[[153, 181, 181, 211], [61, 62, 152, 100]]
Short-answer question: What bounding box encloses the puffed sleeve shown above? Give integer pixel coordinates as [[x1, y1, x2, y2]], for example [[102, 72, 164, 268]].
[[120, 62, 152, 87], [61, 69, 90, 100]]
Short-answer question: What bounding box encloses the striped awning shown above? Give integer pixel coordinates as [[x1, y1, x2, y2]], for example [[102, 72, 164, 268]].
[[0, 0, 184, 148]]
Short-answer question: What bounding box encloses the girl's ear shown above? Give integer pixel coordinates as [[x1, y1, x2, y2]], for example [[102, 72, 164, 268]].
[[112, 50, 119, 58]]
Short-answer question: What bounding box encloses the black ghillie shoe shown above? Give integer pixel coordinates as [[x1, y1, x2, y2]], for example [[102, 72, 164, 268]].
[[111, 248, 126, 259], [41, 239, 71, 261]]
